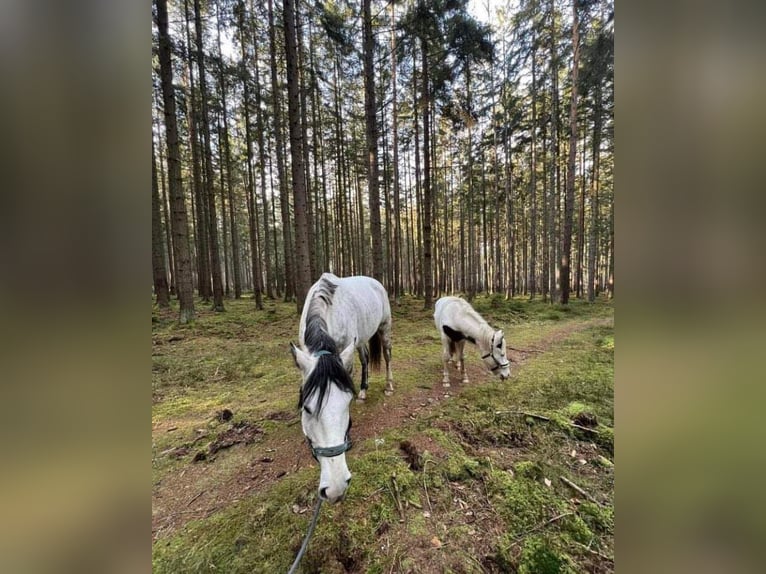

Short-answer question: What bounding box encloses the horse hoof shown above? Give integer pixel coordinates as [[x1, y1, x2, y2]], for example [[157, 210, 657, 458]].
[[358, 391, 367, 401], [442, 382, 451, 388], [462, 379, 470, 385]]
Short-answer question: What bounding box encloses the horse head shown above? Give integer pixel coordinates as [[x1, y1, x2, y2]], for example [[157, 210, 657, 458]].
[[291, 341, 356, 503], [481, 329, 511, 381]]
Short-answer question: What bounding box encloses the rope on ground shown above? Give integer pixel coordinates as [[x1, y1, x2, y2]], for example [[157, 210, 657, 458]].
[[287, 498, 324, 574]]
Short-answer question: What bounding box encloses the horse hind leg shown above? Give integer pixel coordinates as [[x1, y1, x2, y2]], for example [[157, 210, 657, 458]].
[[379, 322, 394, 395], [357, 346, 369, 401], [442, 338, 454, 387]]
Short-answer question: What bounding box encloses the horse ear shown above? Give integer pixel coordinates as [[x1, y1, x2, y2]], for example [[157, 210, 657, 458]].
[[340, 340, 355, 370], [290, 342, 313, 374]]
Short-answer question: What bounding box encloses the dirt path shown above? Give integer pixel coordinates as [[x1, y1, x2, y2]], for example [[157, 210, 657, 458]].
[[152, 317, 611, 540]]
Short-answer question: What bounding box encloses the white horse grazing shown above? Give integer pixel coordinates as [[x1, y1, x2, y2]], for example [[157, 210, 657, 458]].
[[290, 273, 393, 503], [433, 296, 510, 386]]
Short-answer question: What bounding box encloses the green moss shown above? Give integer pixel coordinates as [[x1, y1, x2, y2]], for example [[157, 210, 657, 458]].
[[561, 512, 593, 544], [518, 536, 565, 574], [578, 501, 614, 533], [563, 401, 590, 417], [513, 460, 543, 480]]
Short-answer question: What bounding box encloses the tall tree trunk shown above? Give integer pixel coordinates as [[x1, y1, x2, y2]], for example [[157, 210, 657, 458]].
[[390, 2, 402, 301], [249, 2, 274, 299], [237, 0, 263, 309], [420, 37, 433, 309], [183, 0, 210, 300], [576, 120, 586, 297], [363, 0, 383, 282], [296, 8, 316, 280], [217, 0, 242, 299], [529, 43, 538, 299], [154, 118, 176, 295], [216, 115, 231, 297], [560, 0, 580, 304], [152, 139, 170, 308], [155, 0, 195, 323], [588, 82, 602, 302], [504, 112, 515, 298], [283, 0, 312, 311], [268, 0, 294, 301], [193, 0, 225, 312], [549, 0, 560, 302]]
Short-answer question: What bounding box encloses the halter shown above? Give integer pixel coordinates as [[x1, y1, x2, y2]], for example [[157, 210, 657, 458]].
[[481, 332, 510, 372], [305, 348, 353, 460], [307, 433, 353, 461]]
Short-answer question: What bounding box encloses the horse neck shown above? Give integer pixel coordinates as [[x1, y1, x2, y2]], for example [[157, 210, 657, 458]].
[[460, 314, 495, 352]]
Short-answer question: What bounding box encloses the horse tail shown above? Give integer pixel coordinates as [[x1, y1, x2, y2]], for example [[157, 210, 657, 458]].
[[368, 331, 383, 371]]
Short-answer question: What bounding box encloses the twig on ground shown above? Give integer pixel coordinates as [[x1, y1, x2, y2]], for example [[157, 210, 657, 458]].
[[186, 491, 204, 507], [390, 474, 405, 521], [560, 476, 601, 505], [510, 512, 573, 547], [574, 541, 614, 562], [507, 346, 544, 353], [422, 460, 434, 513]]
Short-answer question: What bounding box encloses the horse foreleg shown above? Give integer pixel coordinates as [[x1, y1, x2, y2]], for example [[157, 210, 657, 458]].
[[357, 346, 369, 401]]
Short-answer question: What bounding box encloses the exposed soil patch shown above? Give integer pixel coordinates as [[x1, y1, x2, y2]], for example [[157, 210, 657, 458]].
[[265, 410, 297, 422], [573, 411, 598, 428], [399, 440, 423, 471], [215, 408, 234, 422], [208, 421, 262, 455]]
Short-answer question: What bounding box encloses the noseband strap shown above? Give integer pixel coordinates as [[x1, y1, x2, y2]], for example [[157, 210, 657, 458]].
[[313, 350, 333, 357], [308, 434, 352, 461]]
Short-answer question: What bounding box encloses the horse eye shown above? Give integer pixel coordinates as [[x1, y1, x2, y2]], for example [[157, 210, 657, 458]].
[[497, 342, 502, 349]]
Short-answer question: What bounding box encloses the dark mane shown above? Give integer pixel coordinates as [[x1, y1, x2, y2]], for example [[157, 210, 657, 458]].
[[299, 277, 356, 413]]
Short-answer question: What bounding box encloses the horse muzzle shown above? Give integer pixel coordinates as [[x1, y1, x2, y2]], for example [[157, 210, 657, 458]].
[[319, 476, 351, 504]]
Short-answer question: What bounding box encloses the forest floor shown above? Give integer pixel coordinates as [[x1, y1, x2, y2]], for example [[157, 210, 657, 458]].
[[152, 294, 614, 573]]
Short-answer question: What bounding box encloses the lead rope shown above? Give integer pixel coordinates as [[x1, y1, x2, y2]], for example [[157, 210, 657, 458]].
[[287, 498, 324, 574]]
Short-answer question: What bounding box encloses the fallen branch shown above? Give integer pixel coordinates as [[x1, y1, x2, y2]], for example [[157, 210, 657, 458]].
[[495, 410, 551, 422], [495, 411, 600, 434], [569, 422, 600, 434], [560, 476, 601, 505], [507, 346, 544, 353]]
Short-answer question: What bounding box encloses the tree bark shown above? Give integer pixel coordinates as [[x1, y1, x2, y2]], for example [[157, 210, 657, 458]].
[[268, 0, 294, 301], [237, 0, 263, 309], [152, 138, 170, 308], [155, 0, 195, 323], [363, 0, 384, 282], [560, 0, 580, 304], [193, 0, 225, 312], [421, 37, 433, 309], [183, 0, 210, 300], [283, 0, 312, 312]]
